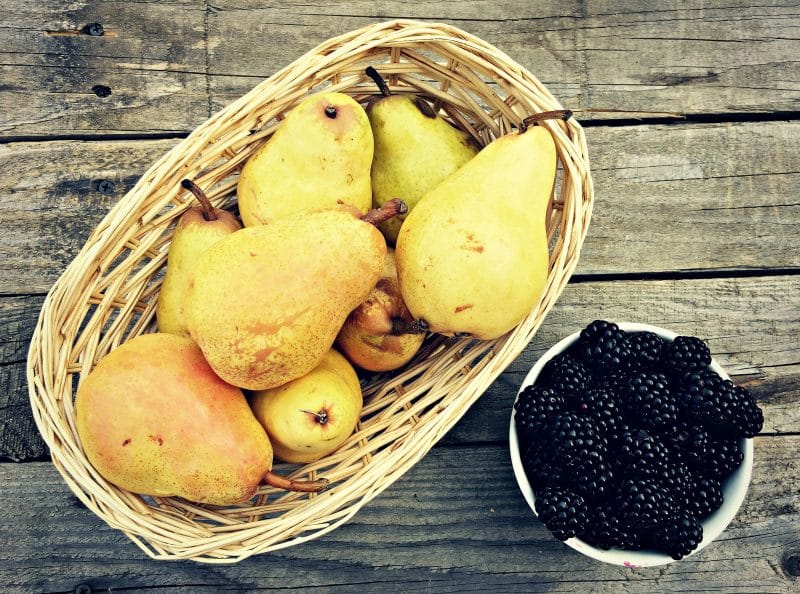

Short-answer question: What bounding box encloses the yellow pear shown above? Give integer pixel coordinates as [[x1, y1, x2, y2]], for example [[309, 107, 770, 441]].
[[185, 201, 405, 390], [250, 349, 363, 464], [396, 115, 562, 340], [74, 333, 327, 505], [237, 92, 374, 226], [157, 180, 241, 336], [365, 67, 479, 244], [335, 248, 426, 372]]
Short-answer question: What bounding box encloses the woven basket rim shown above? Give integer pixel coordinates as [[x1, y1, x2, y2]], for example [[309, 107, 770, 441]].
[[27, 19, 594, 563]]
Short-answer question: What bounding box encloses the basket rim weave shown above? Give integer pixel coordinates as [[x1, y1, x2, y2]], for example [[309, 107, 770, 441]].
[[26, 19, 594, 563]]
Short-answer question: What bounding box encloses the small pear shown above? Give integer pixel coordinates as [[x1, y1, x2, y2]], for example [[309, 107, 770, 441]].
[[335, 248, 426, 372], [237, 92, 374, 226], [250, 349, 363, 464], [186, 200, 406, 390], [365, 67, 479, 244], [396, 113, 567, 340], [75, 333, 327, 505], [157, 180, 241, 336]]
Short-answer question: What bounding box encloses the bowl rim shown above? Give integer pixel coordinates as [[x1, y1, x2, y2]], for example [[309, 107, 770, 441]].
[[508, 321, 754, 568]]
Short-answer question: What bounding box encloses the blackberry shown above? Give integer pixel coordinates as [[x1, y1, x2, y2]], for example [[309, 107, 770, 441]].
[[562, 449, 615, 503], [599, 370, 633, 399], [537, 353, 591, 400], [514, 385, 565, 440], [665, 335, 712, 373], [534, 486, 590, 541], [576, 320, 631, 374], [582, 506, 643, 550], [626, 331, 668, 371], [653, 513, 703, 560], [616, 477, 675, 529], [698, 439, 743, 480], [521, 439, 563, 490], [682, 370, 763, 439], [543, 411, 607, 462], [685, 475, 724, 519], [616, 428, 671, 478], [571, 387, 624, 437], [664, 423, 711, 470], [730, 385, 764, 438], [651, 460, 692, 511], [623, 372, 680, 431]]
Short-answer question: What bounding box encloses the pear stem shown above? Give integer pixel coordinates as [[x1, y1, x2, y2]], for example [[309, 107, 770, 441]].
[[361, 199, 408, 227], [181, 179, 218, 222], [365, 66, 391, 97], [391, 318, 429, 336], [263, 470, 330, 493], [519, 110, 573, 132], [300, 409, 329, 425]]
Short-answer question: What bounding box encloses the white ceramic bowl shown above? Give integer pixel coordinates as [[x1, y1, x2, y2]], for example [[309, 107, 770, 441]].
[[508, 322, 754, 568]]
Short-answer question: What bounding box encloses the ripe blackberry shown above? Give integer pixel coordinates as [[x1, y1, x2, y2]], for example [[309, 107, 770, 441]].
[[651, 460, 692, 511], [599, 370, 633, 400], [685, 475, 724, 519], [652, 513, 703, 560], [616, 428, 671, 478], [582, 506, 643, 550], [626, 331, 668, 371], [514, 385, 565, 440], [576, 320, 631, 374], [534, 486, 590, 541], [571, 387, 624, 437], [537, 353, 591, 400], [562, 450, 615, 503], [697, 439, 743, 480], [543, 411, 607, 462], [664, 423, 711, 470], [616, 477, 675, 530], [521, 440, 563, 490], [665, 335, 712, 373], [682, 370, 763, 439], [623, 372, 680, 431]]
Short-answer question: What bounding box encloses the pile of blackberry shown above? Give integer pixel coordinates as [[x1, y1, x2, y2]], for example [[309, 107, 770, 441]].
[[514, 320, 763, 560]]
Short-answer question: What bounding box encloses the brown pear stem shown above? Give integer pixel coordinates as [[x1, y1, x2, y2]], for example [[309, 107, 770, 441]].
[[181, 178, 218, 222], [391, 318, 429, 336], [365, 66, 391, 97], [263, 470, 330, 493], [361, 199, 408, 227], [519, 109, 573, 132], [300, 409, 329, 425]]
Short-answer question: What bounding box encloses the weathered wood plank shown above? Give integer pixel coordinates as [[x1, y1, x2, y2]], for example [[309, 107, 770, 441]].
[[0, 138, 180, 294], [2, 1, 799, 137], [1, 437, 797, 592], [6, 275, 798, 460], [1, 120, 797, 294], [0, 0, 207, 137]]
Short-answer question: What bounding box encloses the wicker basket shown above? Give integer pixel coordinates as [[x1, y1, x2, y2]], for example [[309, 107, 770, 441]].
[[27, 19, 593, 563]]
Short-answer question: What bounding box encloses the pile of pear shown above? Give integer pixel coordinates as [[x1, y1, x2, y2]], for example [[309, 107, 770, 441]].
[[75, 67, 562, 506]]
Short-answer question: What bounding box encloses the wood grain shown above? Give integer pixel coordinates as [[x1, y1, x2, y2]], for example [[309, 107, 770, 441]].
[[6, 274, 797, 460], [1, 438, 797, 592], [2, 1, 798, 137], [1, 120, 797, 294]]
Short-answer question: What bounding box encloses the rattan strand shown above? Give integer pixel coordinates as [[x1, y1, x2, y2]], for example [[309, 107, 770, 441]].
[[27, 19, 594, 563]]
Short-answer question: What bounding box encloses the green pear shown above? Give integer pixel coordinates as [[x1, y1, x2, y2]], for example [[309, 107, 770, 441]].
[[237, 92, 373, 227], [185, 201, 406, 390], [75, 333, 328, 505], [365, 67, 479, 244], [157, 180, 241, 336], [396, 116, 563, 340]]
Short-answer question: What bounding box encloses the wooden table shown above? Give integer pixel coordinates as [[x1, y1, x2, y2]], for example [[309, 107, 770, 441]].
[[2, 2, 798, 592]]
